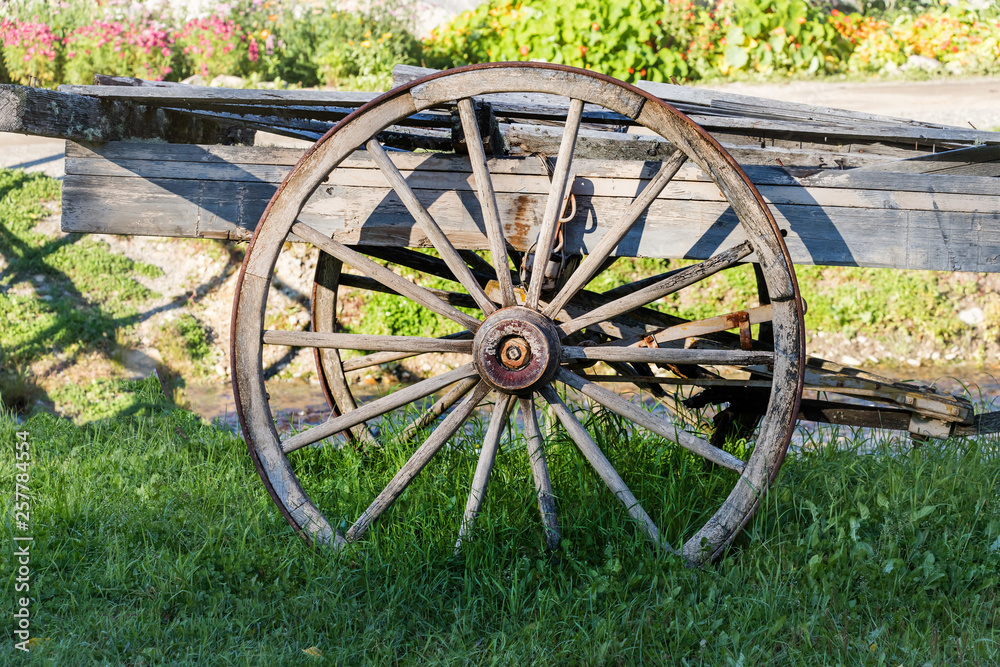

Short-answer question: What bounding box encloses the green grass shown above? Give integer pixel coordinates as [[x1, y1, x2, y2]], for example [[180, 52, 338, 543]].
[[1, 376, 998, 664], [0, 168, 161, 380]]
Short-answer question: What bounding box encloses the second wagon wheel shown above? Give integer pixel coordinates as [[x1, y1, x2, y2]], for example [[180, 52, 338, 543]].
[[231, 63, 805, 564]]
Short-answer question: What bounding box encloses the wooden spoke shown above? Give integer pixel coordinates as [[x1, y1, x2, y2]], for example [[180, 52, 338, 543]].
[[398, 376, 480, 443], [366, 138, 497, 314], [519, 395, 560, 551], [543, 150, 688, 317], [615, 304, 773, 349], [539, 384, 667, 549], [526, 98, 585, 310], [341, 332, 473, 373], [292, 222, 482, 332], [455, 393, 514, 552], [556, 369, 746, 473], [602, 267, 684, 300], [559, 240, 755, 336], [263, 330, 473, 354], [355, 245, 518, 293], [337, 273, 479, 309], [578, 375, 772, 389], [282, 364, 478, 453], [458, 249, 502, 278], [458, 98, 516, 308], [346, 381, 493, 542], [561, 346, 773, 367], [355, 245, 467, 285]]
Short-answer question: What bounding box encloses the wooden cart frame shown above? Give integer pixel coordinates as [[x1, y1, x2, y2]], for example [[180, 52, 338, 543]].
[[3, 63, 998, 563]]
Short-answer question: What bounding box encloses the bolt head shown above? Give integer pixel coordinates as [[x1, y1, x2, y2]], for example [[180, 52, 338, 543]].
[[499, 337, 530, 369]]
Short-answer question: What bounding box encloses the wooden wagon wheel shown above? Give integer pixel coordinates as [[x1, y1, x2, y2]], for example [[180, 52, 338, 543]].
[[231, 63, 805, 563]]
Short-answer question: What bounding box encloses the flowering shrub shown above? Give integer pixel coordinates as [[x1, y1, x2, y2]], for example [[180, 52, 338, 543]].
[[0, 18, 62, 85], [314, 10, 421, 90], [174, 16, 256, 80], [63, 21, 173, 84], [1, 0, 1000, 90], [713, 0, 851, 77], [422, 0, 852, 84], [423, 0, 703, 82], [834, 7, 1000, 74]]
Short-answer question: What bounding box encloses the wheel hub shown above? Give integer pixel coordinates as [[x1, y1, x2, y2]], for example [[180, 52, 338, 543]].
[[473, 307, 561, 394]]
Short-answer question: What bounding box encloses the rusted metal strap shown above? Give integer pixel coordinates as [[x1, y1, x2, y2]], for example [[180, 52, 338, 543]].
[[734, 310, 753, 350]]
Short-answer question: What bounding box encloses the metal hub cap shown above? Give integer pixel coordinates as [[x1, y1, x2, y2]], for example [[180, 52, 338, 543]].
[[473, 307, 561, 394]]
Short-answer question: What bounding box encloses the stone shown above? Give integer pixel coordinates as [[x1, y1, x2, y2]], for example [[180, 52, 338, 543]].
[[958, 306, 985, 325], [180, 74, 207, 86], [210, 74, 246, 88], [903, 55, 942, 72], [123, 347, 163, 379]]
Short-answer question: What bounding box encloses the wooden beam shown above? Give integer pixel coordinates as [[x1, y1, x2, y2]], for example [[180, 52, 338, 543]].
[[60, 141, 1000, 273], [0, 83, 253, 144]]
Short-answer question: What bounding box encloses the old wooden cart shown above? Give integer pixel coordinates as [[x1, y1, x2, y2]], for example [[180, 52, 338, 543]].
[[4, 63, 999, 562]]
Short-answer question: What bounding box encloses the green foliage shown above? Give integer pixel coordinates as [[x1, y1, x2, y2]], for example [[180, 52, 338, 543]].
[[422, 0, 697, 81], [714, 0, 852, 77], [4, 0, 1000, 90], [423, 0, 853, 83], [0, 168, 158, 366], [175, 314, 212, 361], [313, 8, 422, 91], [48, 373, 172, 423]]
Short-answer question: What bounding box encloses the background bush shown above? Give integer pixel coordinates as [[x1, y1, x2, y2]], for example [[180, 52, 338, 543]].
[[0, 0, 998, 90]]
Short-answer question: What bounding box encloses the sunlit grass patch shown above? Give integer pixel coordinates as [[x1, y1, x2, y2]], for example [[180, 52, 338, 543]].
[[3, 376, 998, 663]]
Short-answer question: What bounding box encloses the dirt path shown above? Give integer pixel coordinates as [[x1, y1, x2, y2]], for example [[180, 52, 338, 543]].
[[702, 76, 1000, 129]]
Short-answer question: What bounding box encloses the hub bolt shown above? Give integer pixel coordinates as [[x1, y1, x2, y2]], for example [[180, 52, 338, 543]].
[[499, 337, 531, 370]]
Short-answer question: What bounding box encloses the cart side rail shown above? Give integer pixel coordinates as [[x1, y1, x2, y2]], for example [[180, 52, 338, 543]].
[[62, 139, 1000, 274]]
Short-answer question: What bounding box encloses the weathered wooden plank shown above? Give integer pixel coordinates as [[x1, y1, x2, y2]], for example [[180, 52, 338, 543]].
[[61, 170, 1000, 272], [503, 122, 899, 167], [0, 84, 250, 144], [71, 154, 1000, 212], [59, 82, 377, 107], [65, 141, 1000, 197], [394, 66, 1000, 146], [853, 144, 1000, 176], [64, 148, 1000, 227]]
